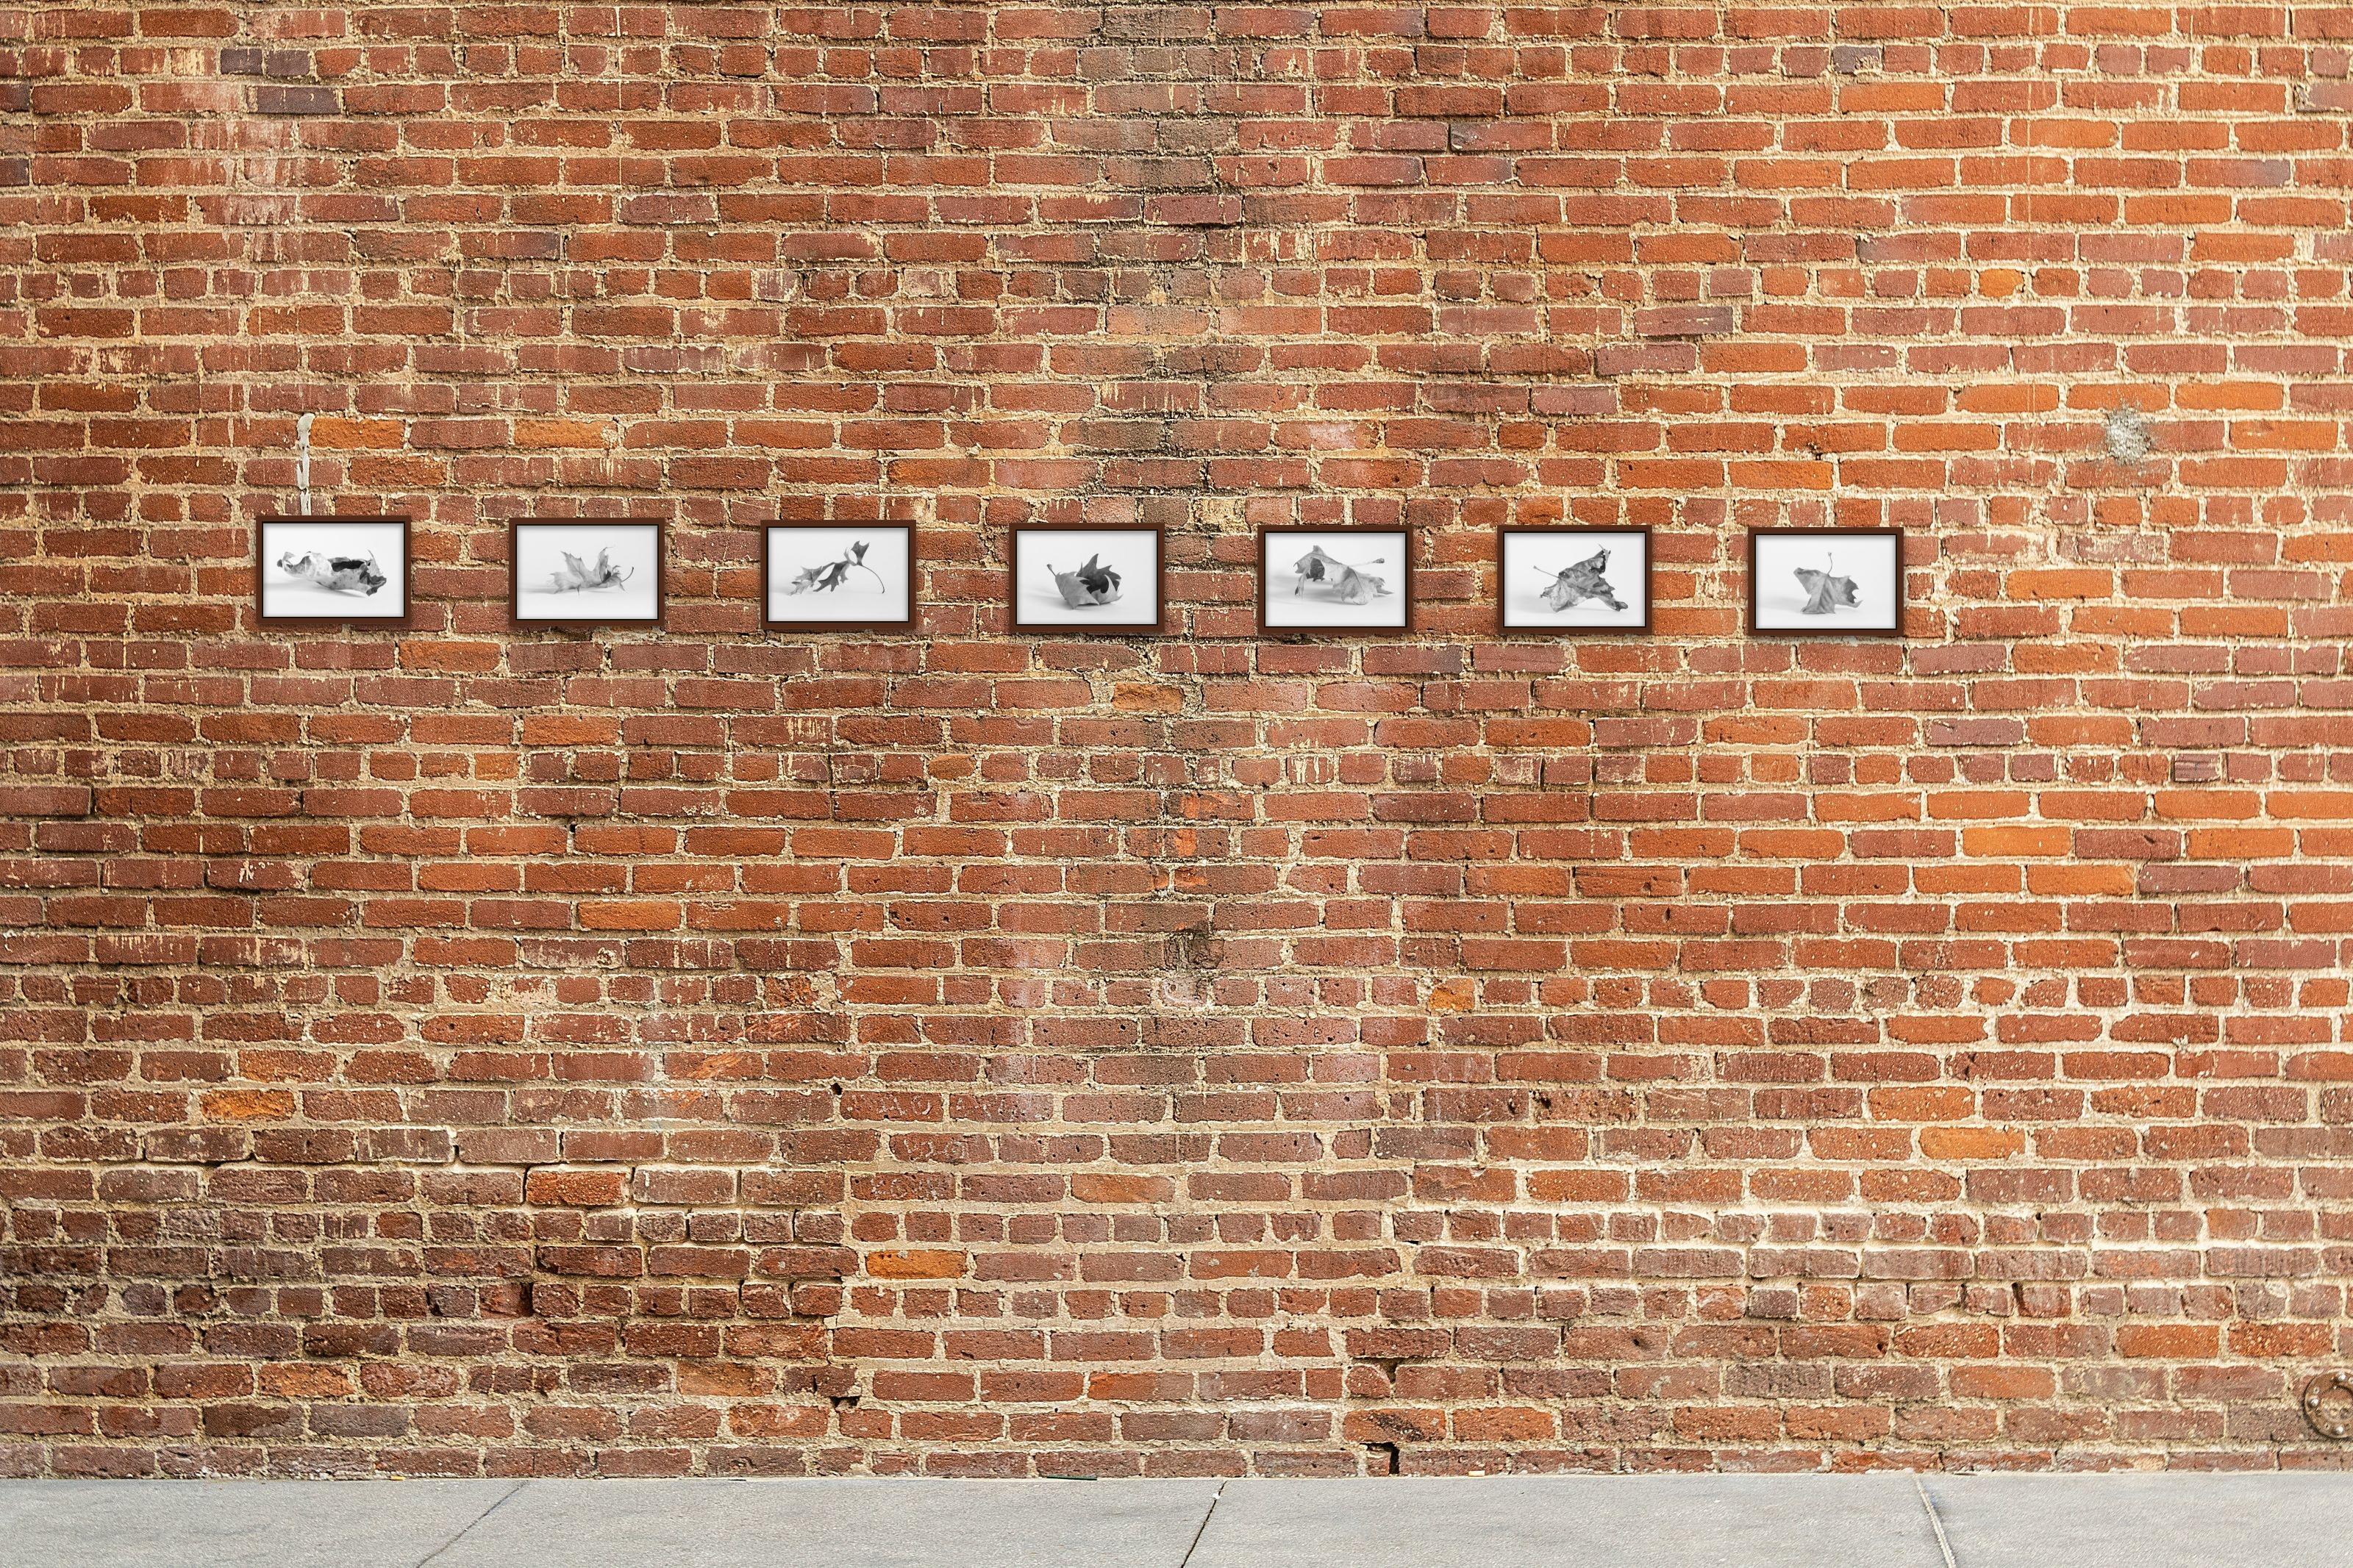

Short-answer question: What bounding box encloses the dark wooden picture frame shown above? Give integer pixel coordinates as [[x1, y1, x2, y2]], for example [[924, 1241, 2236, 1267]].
[[1498, 525, 1654, 634], [763, 522, 918, 633], [1257, 526, 1415, 635], [1746, 526, 1905, 637], [255, 515, 414, 629], [1007, 523, 1168, 635], [510, 519, 666, 629]]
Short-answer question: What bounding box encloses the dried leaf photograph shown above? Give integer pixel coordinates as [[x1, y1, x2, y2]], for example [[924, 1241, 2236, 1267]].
[[1749, 528, 1902, 636], [765, 523, 915, 631], [510, 520, 664, 628], [1499, 526, 1651, 632], [1009, 524, 1164, 632], [1259, 527, 1410, 632], [257, 517, 410, 625]]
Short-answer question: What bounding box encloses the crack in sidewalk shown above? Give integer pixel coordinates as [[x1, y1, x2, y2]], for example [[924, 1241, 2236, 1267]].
[[413, 1480, 527, 1568], [1176, 1480, 1229, 1568], [1913, 1475, 1959, 1568]]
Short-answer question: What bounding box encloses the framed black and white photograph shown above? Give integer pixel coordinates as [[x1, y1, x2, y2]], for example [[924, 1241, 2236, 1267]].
[[1499, 526, 1651, 633], [510, 519, 664, 629], [764, 523, 915, 631], [257, 515, 410, 626], [1749, 528, 1903, 636], [1259, 527, 1411, 634], [1009, 523, 1164, 634]]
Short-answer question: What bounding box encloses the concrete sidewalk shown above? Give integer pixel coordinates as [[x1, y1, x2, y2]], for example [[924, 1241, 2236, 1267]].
[[6, 1473, 2345, 1568]]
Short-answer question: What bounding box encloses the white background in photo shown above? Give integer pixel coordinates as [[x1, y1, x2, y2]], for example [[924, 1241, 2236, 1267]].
[[766, 526, 913, 624], [1013, 528, 1162, 629], [1503, 529, 1648, 629], [513, 523, 662, 623], [1262, 530, 1408, 629], [260, 520, 407, 620], [1752, 531, 1900, 631]]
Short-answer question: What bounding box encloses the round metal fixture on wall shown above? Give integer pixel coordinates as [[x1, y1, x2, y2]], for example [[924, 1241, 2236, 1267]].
[[2300, 1372, 2353, 1439]]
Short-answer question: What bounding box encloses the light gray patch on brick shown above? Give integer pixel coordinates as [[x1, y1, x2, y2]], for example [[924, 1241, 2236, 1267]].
[[2104, 405, 2154, 463]]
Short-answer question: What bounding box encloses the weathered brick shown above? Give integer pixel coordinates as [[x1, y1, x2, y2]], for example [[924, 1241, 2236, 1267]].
[[0, 0, 2346, 1483]]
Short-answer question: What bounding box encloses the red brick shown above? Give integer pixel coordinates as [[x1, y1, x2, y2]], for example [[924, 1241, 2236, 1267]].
[[0, 1, 2340, 1483]]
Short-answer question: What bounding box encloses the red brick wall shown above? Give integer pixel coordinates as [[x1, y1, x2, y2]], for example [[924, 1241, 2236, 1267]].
[[4, 1, 2351, 1478]]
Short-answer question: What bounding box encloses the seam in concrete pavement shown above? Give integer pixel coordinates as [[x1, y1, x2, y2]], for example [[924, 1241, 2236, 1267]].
[[1175, 1480, 1228, 1568], [1913, 1476, 1958, 1568], [412, 1480, 526, 1568]]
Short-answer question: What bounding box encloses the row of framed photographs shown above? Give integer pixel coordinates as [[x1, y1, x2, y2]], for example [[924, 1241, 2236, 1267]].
[[258, 517, 1906, 637]]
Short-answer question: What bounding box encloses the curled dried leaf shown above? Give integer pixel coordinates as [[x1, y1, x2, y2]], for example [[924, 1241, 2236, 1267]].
[[1793, 566, 1859, 615], [1050, 554, 1123, 608], [1538, 548, 1623, 612]]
